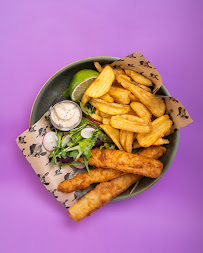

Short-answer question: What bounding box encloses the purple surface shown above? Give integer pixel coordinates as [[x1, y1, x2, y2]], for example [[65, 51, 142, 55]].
[[0, 0, 202, 252]]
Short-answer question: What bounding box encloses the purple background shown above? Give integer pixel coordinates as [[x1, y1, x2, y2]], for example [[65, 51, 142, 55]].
[[0, 0, 202, 252]]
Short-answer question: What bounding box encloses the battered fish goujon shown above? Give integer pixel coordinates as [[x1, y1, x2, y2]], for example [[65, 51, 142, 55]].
[[68, 146, 166, 221], [58, 146, 166, 193], [57, 168, 125, 193], [68, 174, 143, 221], [87, 148, 163, 178]]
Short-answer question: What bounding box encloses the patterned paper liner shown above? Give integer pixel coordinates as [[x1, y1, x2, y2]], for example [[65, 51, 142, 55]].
[[16, 52, 193, 209]]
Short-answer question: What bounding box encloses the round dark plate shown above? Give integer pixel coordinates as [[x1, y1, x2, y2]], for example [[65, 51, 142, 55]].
[[30, 56, 180, 201]]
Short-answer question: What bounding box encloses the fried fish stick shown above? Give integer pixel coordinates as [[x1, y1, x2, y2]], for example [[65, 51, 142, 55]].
[[88, 148, 163, 178], [68, 174, 143, 221], [60, 146, 166, 193], [58, 168, 125, 193]]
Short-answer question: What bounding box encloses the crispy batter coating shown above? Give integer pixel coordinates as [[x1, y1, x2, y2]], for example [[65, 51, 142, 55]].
[[68, 174, 143, 221], [57, 168, 125, 193], [68, 146, 166, 221], [88, 148, 163, 178], [137, 146, 166, 159]]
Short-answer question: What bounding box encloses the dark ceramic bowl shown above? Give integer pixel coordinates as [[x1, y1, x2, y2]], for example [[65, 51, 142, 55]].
[[30, 56, 180, 201]]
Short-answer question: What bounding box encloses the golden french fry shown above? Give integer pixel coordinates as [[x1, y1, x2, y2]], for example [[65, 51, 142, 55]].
[[81, 92, 90, 106], [110, 115, 152, 133], [133, 141, 141, 149], [99, 111, 111, 117], [114, 68, 125, 76], [89, 98, 131, 115], [85, 65, 115, 97], [94, 61, 103, 72], [99, 93, 114, 103], [153, 138, 170, 145], [125, 131, 134, 153], [130, 102, 152, 122], [129, 93, 139, 102], [133, 138, 169, 148], [165, 129, 171, 136], [126, 109, 138, 116], [108, 86, 131, 104], [133, 133, 137, 141], [117, 75, 166, 117], [119, 114, 149, 123], [102, 118, 111, 125], [119, 130, 127, 150], [137, 115, 173, 147], [100, 124, 123, 150], [95, 109, 100, 115], [136, 83, 152, 92], [125, 69, 153, 86], [89, 113, 102, 123]]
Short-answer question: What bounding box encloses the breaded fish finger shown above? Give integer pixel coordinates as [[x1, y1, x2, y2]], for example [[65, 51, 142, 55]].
[[59, 146, 166, 193], [57, 168, 125, 193], [68, 174, 143, 221], [68, 146, 166, 221], [88, 148, 163, 178]]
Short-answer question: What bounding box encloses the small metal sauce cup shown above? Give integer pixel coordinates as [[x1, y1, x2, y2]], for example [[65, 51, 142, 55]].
[[49, 100, 82, 131]]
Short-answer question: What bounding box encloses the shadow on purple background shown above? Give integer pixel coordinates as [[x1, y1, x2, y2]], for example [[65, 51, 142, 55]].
[[0, 0, 202, 253]]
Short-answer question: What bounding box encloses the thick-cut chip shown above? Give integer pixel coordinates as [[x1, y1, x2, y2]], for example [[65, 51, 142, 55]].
[[68, 174, 142, 221], [117, 75, 166, 117], [81, 92, 90, 106], [111, 115, 152, 133], [99, 111, 111, 117], [102, 118, 111, 125], [94, 61, 103, 72], [130, 102, 152, 121], [108, 86, 131, 104], [127, 109, 138, 116], [88, 148, 163, 178], [153, 138, 170, 145], [85, 65, 115, 98], [165, 129, 171, 136], [95, 109, 100, 115], [58, 168, 125, 193], [129, 93, 139, 102], [90, 98, 131, 115], [125, 131, 134, 153], [133, 141, 141, 149], [133, 133, 137, 141], [125, 69, 153, 86], [137, 115, 173, 147], [100, 124, 123, 150], [133, 138, 169, 149], [113, 68, 125, 76], [89, 113, 102, 123], [99, 93, 114, 103], [119, 114, 149, 123], [120, 130, 127, 150], [136, 83, 152, 92]]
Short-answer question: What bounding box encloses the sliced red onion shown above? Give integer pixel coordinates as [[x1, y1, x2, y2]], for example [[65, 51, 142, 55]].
[[93, 139, 104, 148], [57, 157, 73, 163]]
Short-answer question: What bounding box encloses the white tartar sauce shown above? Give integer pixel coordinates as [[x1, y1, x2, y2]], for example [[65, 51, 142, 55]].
[[51, 101, 81, 129]]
